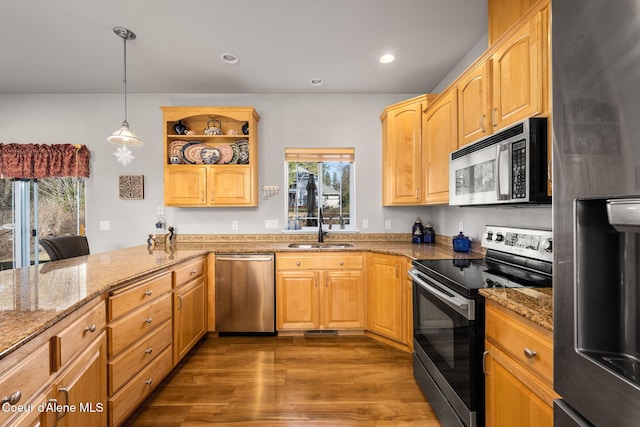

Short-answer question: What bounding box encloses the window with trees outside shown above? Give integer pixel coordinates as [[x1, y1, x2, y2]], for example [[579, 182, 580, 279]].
[[285, 148, 355, 231]]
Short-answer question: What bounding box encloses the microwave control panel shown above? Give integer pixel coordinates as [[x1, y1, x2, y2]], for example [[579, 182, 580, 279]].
[[512, 139, 527, 199]]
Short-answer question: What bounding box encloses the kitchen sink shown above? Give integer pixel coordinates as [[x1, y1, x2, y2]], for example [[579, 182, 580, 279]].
[[287, 243, 354, 249]]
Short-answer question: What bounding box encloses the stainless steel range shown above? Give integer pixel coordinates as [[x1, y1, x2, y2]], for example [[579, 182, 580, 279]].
[[409, 226, 552, 427]]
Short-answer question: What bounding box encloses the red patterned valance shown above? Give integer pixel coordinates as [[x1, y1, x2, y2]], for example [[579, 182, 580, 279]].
[[0, 143, 90, 178]]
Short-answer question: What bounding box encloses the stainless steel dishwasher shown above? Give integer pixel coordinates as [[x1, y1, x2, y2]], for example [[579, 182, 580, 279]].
[[215, 253, 276, 334]]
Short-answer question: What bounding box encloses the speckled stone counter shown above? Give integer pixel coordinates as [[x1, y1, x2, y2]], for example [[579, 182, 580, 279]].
[[0, 246, 207, 359], [479, 287, 553, 331], [0, 233, 484, 360]]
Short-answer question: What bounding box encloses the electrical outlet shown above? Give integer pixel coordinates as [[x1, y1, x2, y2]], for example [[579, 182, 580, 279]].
[[459, 221, 464, 232], [232, 220, 239, 230], [362, 219, 369, 230], [385, 219, 392, 230], [157, 206, 165, 216], [99, 221, 110, 231], [265, 220, 279, 230]]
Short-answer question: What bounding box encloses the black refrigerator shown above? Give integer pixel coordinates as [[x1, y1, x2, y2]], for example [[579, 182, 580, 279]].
[[553, 0, 640, 426]]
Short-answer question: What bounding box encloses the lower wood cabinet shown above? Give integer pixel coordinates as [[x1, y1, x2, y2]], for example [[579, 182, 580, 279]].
[[173, 256, 207, 364], [484, 300, 558, 427], [276, 252, 365, 331], [366, 253, 410, 346]]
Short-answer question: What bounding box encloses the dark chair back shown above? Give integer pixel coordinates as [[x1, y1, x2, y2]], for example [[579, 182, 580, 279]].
[[39, 235, 90, 261]]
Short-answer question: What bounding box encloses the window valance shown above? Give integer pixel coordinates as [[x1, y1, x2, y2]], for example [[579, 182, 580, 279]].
[[0, 143, 90, 179], [284, 147, 355, 162]]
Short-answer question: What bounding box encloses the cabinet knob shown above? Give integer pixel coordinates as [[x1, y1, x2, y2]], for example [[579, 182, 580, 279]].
[[84, 324, 97, 333], [339, 260, 344, 266], [524, 348, 537, 359], [145, 348, 153, 355], [1, 390, 22, 405], [296, 261, 301, 267], [144, 290, 153, 296], [145, 379, 153, 386], [145, 317, 153, 324], [191, 269, 197, 275]]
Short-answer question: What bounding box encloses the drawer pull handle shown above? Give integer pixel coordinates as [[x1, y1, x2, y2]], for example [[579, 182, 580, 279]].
[[1, 390, 22, 405], [144, 290, 153, 296], [84, 324, 97, 333], [296, 261, 301, 267], [524, 348, 537, 359], [191, 269, 197, 275], [145, 317, 153, 324], [145, 378, 153, 386], [482, 350, 489, 375], [145, 348, 153, 354], [339, 260, 344, 266]]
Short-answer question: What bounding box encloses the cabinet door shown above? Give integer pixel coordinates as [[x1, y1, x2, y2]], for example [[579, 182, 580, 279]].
[[173, 277, 207, 365], [491, 12, 542, 130], [458, 61, 491, 147], [276, 271, 320, 330], [322, 270, 365, 329], [488, 0, 539, 46], [49, 332, 107, 427], [164, 166, 207, 205], [485, 341, 553, 427], [208, 166, 254, 206], [423, 89, 458, 204], [382, 100, 424, 205], [367, 254, 404, 342]]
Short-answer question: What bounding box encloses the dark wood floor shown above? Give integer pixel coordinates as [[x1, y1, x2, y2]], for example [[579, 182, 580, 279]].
[[124, 334, 441, 426]]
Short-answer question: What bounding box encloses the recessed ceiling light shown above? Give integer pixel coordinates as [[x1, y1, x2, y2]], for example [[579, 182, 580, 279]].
[[310, 78, 324, 86], [380, 54, 395, 64], [220, 53, 239, 64]]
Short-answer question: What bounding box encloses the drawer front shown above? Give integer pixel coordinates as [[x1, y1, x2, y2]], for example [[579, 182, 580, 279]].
[[174, 257, 205, 287], [108, 319, 172, 396], [0, 344, 50, 426], [56, 300, 106, 369], [108, 345, 173, 427], [485, 305, 553, 384], [108, 293, 172, 358], [277, 253, 364, 270], [108, 271, 172, 321]]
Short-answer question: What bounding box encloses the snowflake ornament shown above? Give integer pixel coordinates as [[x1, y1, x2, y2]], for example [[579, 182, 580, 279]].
[[114, 146, 135, 166]]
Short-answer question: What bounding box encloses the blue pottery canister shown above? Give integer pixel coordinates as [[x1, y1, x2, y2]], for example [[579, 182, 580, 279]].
[[453, 231, 471, 252], [412, 218, 425, 244]]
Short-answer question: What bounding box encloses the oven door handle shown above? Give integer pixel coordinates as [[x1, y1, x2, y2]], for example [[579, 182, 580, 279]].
[[408, 269, 474, 320]]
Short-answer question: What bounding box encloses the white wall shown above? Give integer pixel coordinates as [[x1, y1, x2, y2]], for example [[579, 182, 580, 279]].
[[0, 33, 551, 254]]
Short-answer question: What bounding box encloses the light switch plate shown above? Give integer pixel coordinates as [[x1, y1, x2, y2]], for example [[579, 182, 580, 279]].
[[99, 221, 110, 231], [265, 220, 279, 230]]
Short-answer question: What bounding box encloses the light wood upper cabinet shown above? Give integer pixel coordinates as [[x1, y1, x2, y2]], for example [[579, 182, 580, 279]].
[[490, 9, 544, 130], [423, 89, 458, 205], [488, 0, 539, 46], [161, 106, 259, 207], [458, 61, 491, 147], [381, 95, 436, 206]]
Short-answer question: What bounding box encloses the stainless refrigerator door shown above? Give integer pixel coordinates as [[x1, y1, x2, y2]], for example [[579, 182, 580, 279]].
[[215, 254, 275, 333], [553, 0, 640, 426]]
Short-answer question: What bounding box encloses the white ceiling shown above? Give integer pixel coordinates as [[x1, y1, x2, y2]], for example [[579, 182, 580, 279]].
[[0, 0, 487, 94]]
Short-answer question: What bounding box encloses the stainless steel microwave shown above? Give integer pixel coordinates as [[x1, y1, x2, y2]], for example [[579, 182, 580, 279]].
[[449, 118, 550, 206]]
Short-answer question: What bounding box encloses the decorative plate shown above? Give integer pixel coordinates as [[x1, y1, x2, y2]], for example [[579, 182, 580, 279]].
[[217, 145, 234, 164], [183, 143, 206, 164], [169, 140, 188, 160], [180, 141, 201, 164], [229, 143, 240, 164], [201, 147, 221, 164]]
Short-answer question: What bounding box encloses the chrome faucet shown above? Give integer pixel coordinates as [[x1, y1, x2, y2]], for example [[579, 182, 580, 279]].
[[318, 208, 328, 243]]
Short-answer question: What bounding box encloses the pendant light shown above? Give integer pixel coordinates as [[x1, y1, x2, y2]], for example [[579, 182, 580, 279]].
[[108, 26, 142, 146]]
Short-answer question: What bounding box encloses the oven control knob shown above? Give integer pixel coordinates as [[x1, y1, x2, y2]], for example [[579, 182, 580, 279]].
[[495, 233, 504, 243], [486, 231, 494, 241], [542, 238, 553, 253]]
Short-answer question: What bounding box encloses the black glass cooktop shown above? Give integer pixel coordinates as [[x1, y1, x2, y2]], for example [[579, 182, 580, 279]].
[[412, 258, 551, 298]]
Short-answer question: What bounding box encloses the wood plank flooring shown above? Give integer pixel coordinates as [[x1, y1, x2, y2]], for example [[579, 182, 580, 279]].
[[123, 334, 442, 426]]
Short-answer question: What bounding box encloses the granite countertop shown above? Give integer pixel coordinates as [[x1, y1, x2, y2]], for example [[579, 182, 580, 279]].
[[479, 287, 553, 331], [0, 246, 207, 359], [0, 233, 484, 360]]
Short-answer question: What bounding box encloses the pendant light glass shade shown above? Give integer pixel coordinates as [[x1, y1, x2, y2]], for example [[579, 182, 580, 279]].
[[108, 27, 142, 146]]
